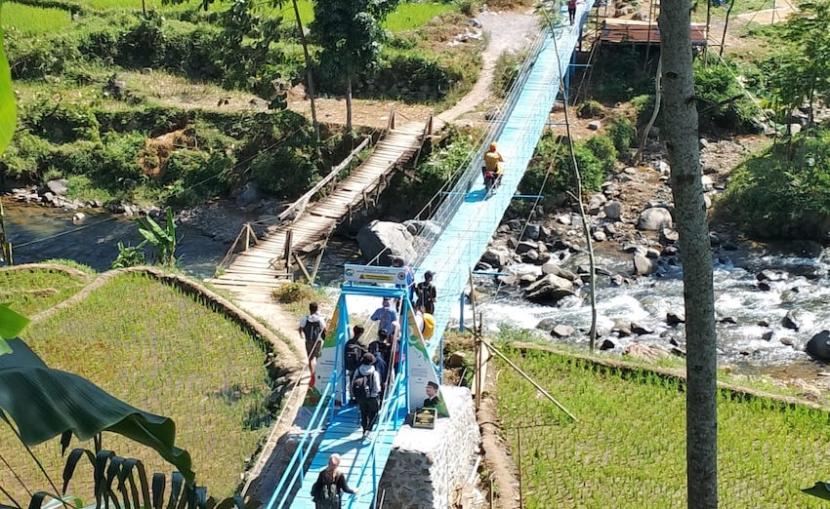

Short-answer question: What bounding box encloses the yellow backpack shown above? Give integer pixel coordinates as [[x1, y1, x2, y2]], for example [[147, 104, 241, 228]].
[[422, 313, 436, 339]]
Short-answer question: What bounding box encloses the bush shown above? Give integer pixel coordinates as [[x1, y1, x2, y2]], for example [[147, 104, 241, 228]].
[[585, 135, 618, 173], [577, 100, 603, 119], [694, 58, 761, 133], [272, 282, 316, 304], [631, 94, 656, 126], [719, 129, 830, 240], [23, 101, 101, 143], [608, 116, 636, 154], [591, 46, 654, 103], [456, 0, 480, 16], [0, 130, 52, 179], [492, 51, 525, 98], [249, 148, 318, 198]]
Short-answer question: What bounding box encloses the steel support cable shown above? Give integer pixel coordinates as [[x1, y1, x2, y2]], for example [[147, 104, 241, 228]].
[[486, 7, 586, 307]]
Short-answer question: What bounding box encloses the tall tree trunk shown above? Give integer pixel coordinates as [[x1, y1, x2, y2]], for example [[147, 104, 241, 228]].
[[719, 0, 735, 57], [635, 54, 663, 165], [345, 74, 353, 135], [291, 0, 321, 148], [659, 3, 718, 509]]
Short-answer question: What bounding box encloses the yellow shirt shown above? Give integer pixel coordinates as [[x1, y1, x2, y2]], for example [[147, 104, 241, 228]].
[[484, 151, 504, 173]]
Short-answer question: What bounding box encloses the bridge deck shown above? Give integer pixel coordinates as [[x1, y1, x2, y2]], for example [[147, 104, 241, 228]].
[[209, 121, 426, 301]]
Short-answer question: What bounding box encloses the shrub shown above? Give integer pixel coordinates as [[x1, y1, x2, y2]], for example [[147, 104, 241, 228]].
[[249, 148, 318, 198], [608, 116, 636, 154], [23, 101, 101, 143], [591, 46, 654, 103], [631, 94, 656, 126], [457, 0, 479, 16], [492, 50, 525, 98], [272, 282, 316, 304], [94, 132, 147, 186], [693, 58, 761, 133], [585, 135, 618, 173], [577, 100, 603, 119], [0, 130, 52, 179], [719, 129, 830, 240]]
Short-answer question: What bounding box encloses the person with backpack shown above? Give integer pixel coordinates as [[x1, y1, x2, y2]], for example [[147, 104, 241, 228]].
[[299, 302, 327, 375], [415, 271, 437, 314], [351, 353, 382, 439], [310, 454, 358, 508], [345, 325, 366, 387], [368, 342, 388, 394]]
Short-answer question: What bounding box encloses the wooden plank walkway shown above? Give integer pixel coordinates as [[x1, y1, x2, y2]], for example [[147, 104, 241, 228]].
[[208, 121, 427, 301]]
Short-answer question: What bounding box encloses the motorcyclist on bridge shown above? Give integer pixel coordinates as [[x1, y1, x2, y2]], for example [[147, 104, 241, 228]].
[[482, 141, 504, 197]]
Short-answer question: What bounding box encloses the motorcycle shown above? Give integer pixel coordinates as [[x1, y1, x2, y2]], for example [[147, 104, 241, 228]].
[[482, 166, 501, 198]]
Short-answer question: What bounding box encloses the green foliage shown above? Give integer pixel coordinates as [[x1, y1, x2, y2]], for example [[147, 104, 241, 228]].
[[456, 0, 479, 16], [591, 47, 654, 103], [492, 50, 525, 98], [398, 130, 475, 210], [694, 58, 761, 132], [360, 51, 464, 102], [22, 101, 101, 143], [0, 306, 28, 346], [137, 208, 177, 267], [0, 130, 51, 179], [0, 10, 16, 156], [719, 128, 830, 240], [1, 2, 72, 34], [761, 0, 830, 124], [576, 100, 603, 119], [520, 132, 612, 209], [111, 241, 147, 269], [630, 93, 655, 126], [248, 147, 317, 198], [608, 116, 636, 154], [495, 344, 830, 507], [383, 2, 455, 32]]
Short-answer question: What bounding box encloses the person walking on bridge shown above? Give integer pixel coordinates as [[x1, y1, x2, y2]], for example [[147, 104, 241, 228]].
[[299, 302, 327, 381], [351, 353, 382, 439], [568, 0, 577, 25], [416, 271, 437, 314], [310, 454, 359, 508]]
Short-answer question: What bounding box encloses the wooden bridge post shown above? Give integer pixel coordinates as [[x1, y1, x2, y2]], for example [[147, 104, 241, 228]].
[[284, 229, 294, 279]]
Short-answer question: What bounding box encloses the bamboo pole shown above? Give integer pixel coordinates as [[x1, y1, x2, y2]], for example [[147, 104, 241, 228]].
[[481, 339, 577, 421]]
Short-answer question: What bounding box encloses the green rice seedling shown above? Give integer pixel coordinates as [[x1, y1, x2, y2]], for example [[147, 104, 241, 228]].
[[0, 267, 87, 315], [1, 3, 72, 34]]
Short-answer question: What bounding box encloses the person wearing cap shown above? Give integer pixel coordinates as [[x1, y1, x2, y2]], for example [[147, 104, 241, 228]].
[[351, 353, 382, 439], [423, 381, 440, 409], [391, 256, 415, 303], [415, 271, 437, 314]]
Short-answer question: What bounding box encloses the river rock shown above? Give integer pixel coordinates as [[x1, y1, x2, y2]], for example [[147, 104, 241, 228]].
[[758, 281, 772, 292], [536, 318, 557, 331], [624, 343, 669, 360], [541, 262, 578, 281], [719, 316, 737, 325], [637, 207, 673, 231], [593, 230, 607, 242], [631, 322, 654, 335], [779, 336, 795, 347], [357, 221, 416, 265], [72, 212, 86, 225], [603, 223, 618, 236], [761, 330, 774, 341], [550, 324, 575, 338], [481, 246, 510, 269], [604, 200, 622, 221], [633, 253, 656, 275], [646, 247, 661, 259], [515, 240, 538, 255], [667, 311, 685, 326], [781, 310, 804, 331], [524, 274, 575, 305], [806, 331, 830, 361], [612, 320, 632, 337], [521, 249, 540, 263], [235, 181, 260, 207], [660, 228, 679, 244], [599, 338, 616, 351], [587, 193, 607, 214], [757, 269, 785, 282], [522, 224, 541, 241], [555, 213, 572, 226], [662, 245, 679, 257], [404, 219, 442, 238], [46, 179, 69, 196], [588, 120, 602, 131]]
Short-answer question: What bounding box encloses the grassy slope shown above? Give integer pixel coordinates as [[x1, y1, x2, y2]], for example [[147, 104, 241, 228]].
[[0, 272, 271, 501], [0, 267, 87, 315], [495, 346, 830, 508]]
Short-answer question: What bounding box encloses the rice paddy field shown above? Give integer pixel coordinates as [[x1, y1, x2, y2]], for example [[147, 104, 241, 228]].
[[495, 345, 830, 508], [0, 267, 87, 315], [1, 2, 72, 34], [0, 270, 272, 501]]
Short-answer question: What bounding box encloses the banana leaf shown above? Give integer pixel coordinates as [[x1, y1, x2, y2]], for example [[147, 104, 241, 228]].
[[803, 481, 830, 500], [0, 304, 29, 355], [0, 338, 194, 484]]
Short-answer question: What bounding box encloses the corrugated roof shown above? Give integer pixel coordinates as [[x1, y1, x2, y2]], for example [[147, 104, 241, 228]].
[[600, 19, 708, 45]]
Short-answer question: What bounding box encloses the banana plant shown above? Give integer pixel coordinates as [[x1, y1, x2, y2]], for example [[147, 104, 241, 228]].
[[0, 304, 28, 355], [137, 208, 177, 268]]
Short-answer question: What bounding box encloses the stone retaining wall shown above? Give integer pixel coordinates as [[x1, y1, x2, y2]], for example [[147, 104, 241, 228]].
[[378, 386, 481, 509]]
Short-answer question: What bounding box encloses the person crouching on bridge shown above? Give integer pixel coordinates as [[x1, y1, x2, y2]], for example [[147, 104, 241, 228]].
[[351, 353, 383, 439], [310, 454, 359, 508]]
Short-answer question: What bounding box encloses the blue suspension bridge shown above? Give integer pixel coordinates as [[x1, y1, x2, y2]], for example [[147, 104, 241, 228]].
[[266, 3, 595, 507]]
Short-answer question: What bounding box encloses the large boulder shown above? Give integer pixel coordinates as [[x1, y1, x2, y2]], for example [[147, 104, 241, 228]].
[[637, 207, 673, 231], [404, 219, 442, 239], [357, 221, 416, 265], [46, 179, 69, 196], [633, 253, 656, 275], [806, 331, 830, 361], [481, 246, 511, 269], [604, 200, 622, 221], [523, 274, 575, 305], [541, 262, 578, 281]]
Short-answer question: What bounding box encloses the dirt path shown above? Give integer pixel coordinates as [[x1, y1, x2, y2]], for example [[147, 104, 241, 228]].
[[437, 10, 538, 125]]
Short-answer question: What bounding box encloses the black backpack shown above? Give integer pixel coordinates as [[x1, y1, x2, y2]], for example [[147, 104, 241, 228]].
[[311, 472, 340, 507], [345, 342, 365, 372], [351, 372, 371, 400], [303, 317, 323, 343]]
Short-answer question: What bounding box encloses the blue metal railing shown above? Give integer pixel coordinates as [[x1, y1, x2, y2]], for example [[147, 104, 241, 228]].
[[268, 373, 338, 509]]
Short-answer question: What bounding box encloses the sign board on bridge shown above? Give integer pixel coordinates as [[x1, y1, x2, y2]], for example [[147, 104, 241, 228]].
[[344, 264, 407, 285]]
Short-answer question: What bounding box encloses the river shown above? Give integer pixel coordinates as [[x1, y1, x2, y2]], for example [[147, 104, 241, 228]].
[[5, 202, 829, 379]]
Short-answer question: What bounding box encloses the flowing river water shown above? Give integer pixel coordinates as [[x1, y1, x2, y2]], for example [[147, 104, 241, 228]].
[[6, 203, 829, 380]]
